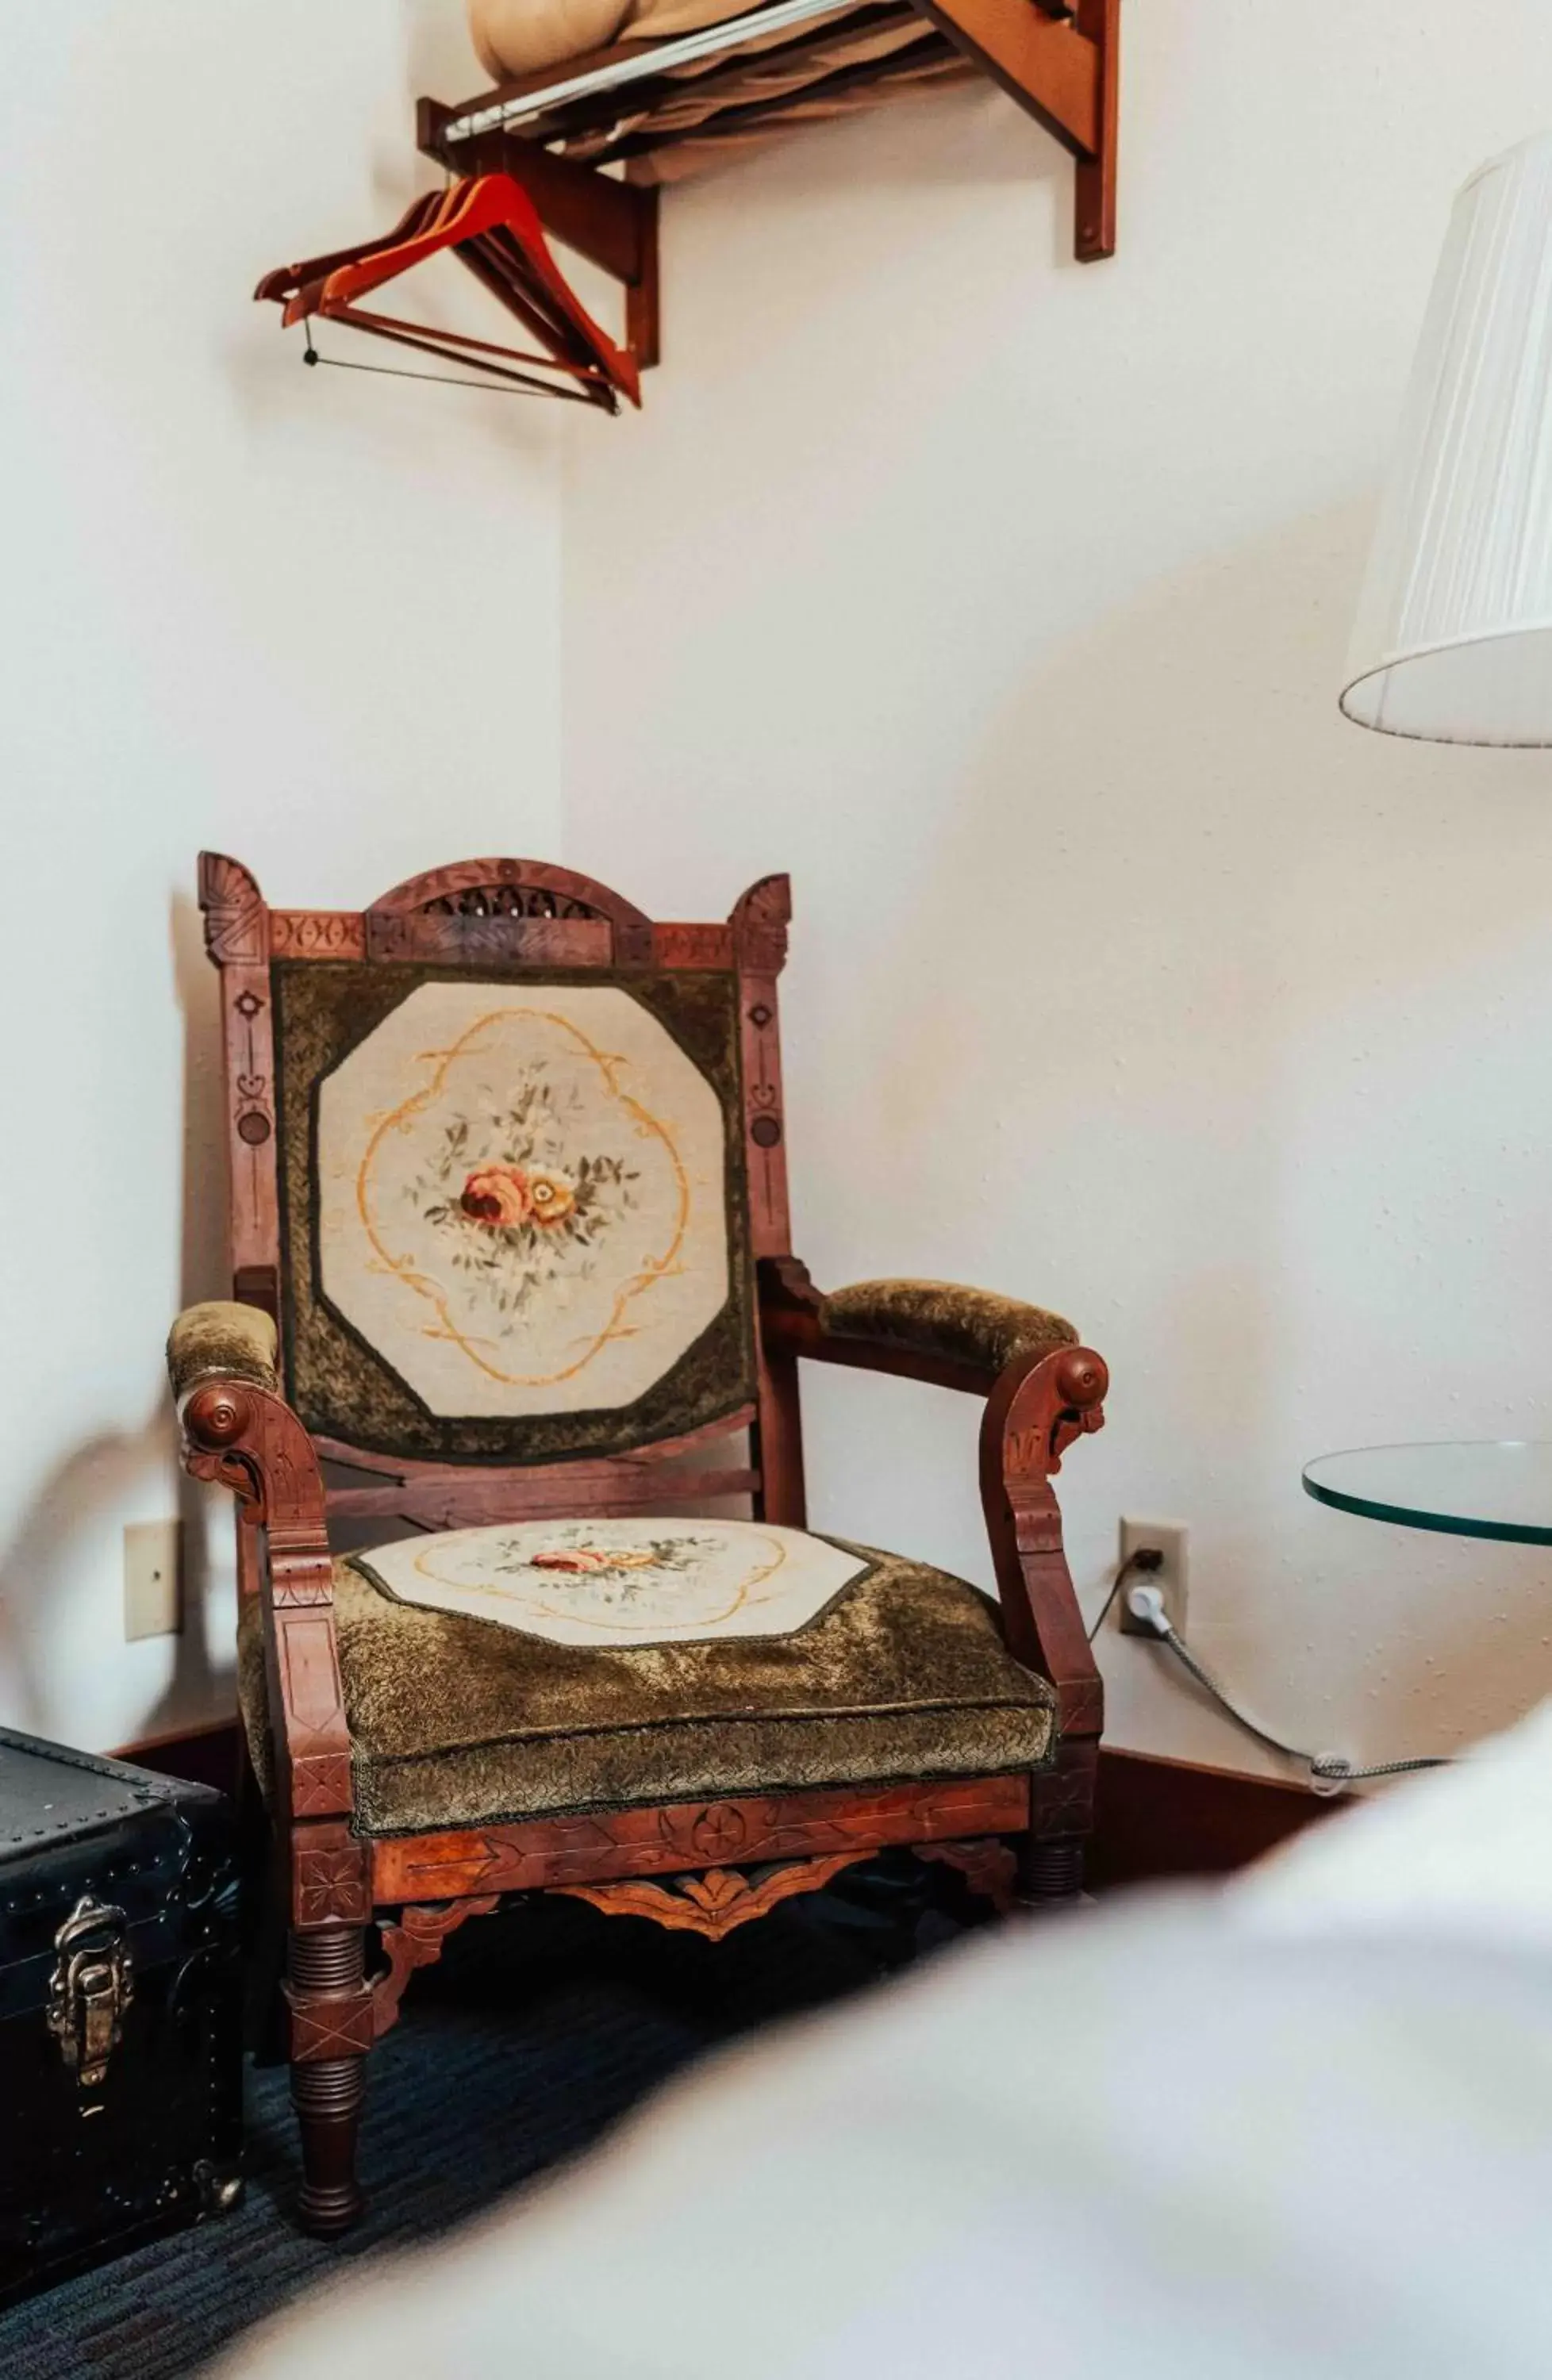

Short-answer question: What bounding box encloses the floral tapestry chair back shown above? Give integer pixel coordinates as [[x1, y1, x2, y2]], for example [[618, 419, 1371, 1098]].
[[202, 854, 787, 1482]]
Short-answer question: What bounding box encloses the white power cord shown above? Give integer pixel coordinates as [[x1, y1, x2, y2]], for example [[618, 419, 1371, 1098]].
[[1123, 1583, 1454, 1796]]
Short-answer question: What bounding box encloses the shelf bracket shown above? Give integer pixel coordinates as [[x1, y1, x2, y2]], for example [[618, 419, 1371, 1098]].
[[417, 99, 662, 368], [914, 0, 1118, 258]]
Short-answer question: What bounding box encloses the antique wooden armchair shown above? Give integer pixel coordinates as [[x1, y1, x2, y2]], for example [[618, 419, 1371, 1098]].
[[167, 854, 1108, 2235]]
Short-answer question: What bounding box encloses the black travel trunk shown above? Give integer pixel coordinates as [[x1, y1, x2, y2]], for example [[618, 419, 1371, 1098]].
[[0, 1726, 244, 2306]]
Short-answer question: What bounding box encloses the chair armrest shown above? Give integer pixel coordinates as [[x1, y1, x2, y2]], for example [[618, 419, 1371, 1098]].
[[166, 1300, 279, 1402], [822, 1278, 1078, 1376], [759, 1258, 1078, 1395], [759, 1257, 1106, 1737]]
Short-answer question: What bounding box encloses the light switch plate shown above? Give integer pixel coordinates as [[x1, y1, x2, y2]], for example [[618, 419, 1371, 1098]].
[[125, 1519, 182, 1641]]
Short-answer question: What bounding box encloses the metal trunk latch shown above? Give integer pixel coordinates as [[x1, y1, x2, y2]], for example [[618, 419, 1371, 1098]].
[[47, 1897, 134, 2091]]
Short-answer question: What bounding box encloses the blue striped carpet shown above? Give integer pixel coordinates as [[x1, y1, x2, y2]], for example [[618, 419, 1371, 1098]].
[[1, 1858, 967, 2378]]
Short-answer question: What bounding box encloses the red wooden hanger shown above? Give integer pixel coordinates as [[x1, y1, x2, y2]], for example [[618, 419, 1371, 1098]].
[[255, 175, 639, 411], [252, 188, 451, 309], [301, 176, 628, 399]]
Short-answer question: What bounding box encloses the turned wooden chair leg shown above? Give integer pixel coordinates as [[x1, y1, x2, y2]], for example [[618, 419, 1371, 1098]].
[[1017, 1834, 1086, 1905], [286, 1925, 371, 2236], [1018, 1741, 1098, 1910]]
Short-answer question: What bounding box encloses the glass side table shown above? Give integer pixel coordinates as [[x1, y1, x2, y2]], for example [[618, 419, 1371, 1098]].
[[1295, 1441, 1552, 1789], [1302, 1441, 1552, 1546]]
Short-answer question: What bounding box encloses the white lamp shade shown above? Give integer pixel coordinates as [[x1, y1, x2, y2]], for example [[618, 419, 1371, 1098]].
[[1343, 131, 1552, 744]]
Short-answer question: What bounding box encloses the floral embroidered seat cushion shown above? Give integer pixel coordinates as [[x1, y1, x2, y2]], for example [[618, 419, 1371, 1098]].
[[235, 1520, 1055, 1837]]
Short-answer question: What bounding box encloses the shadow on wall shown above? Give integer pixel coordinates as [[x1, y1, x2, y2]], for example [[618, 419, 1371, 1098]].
[[838, 489, 1552, 1316], [789, 500, 1552, 1759], [232, 0, 564, 482], [958, 503, 1552, 1738], [797, 512, 1388, 1574], [401, 0, 485, 102], [0, 892, 233, 1749]]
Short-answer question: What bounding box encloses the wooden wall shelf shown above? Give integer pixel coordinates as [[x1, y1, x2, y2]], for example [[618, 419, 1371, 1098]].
[[418, 0, 1118, 374]]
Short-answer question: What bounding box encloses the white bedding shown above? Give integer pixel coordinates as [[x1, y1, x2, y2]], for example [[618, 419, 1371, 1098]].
[[216, 1702, 1552, 2378], [1235, 1693, 1552, 1953]]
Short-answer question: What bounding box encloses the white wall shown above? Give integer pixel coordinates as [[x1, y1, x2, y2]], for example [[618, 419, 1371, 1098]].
[[10, 1, 1552, 1782], [562, 2, 1552, 1775], [0, 1, 563, 1751]]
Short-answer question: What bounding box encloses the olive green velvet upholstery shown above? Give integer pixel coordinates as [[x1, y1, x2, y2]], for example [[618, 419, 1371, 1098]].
[[820, 1279, 1078, 1377], [236, 1540, 1055, 1837], [167, 1301, 279, 1399]]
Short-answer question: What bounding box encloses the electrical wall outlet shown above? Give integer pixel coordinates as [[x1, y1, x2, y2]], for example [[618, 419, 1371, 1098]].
[[1117, 1517, 1188, 1637], [125, 1519, 182, 1641]]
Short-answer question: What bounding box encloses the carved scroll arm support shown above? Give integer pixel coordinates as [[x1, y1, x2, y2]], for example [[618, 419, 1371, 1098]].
[[979, 1345, 1108, 1739], [174, 1357, 355, 1841]]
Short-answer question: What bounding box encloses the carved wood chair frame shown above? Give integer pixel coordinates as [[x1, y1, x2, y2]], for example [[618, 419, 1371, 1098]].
[[179, 852, 1108, 2234]]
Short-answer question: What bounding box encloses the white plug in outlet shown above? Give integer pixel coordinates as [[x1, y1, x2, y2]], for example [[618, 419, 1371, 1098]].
[[1117, 1517, 1188, 1637]]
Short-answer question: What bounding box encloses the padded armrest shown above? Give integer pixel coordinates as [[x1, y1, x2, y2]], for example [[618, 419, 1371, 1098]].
[[166, 1300, 279, 1401], [820, 1279, 1078, 1378]]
